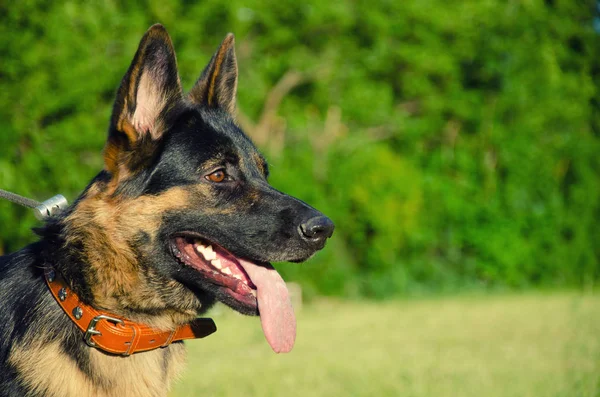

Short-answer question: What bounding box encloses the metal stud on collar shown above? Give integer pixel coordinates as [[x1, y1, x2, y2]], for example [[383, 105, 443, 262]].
[[58, 288, 68, 301], [47, 270, 56, 283], [72, 306, 83, 320]]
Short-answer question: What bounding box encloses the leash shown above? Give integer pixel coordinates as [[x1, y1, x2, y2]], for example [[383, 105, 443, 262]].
[[0, 188, 69, 220]]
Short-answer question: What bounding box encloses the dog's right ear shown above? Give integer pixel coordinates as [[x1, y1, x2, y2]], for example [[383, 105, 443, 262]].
[[188, 34, 238, 116], [104, 24, 182, 181]]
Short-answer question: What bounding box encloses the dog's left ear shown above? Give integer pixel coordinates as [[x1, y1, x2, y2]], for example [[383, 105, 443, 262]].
[[105, 24, 182, 179], [188, 34, 238, 115]]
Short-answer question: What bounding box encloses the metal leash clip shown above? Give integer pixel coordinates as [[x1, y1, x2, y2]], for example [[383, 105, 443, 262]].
[[34, 195, 69, 220]]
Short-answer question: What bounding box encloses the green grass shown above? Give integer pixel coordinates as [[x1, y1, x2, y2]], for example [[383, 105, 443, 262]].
[[171, 293, 600, 397]]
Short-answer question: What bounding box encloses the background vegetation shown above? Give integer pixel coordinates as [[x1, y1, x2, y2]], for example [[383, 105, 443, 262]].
[[1, 0, 599, 298]]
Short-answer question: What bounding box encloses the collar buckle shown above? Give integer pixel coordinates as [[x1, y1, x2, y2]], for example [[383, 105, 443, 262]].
[[84, 314, 125, 348]]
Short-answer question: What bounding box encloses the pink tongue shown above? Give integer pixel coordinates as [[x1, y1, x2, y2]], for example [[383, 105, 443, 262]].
[[237, 259, 296, 353]]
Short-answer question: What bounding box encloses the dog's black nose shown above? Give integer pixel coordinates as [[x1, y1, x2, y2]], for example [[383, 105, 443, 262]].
[[299, 216, 335, 245]]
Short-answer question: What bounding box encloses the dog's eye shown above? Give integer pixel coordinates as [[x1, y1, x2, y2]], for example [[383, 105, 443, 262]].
[[206, 169, 227, 183]]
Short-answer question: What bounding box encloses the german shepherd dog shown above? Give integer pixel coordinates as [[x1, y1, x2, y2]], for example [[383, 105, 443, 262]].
[[0, 24, 333, 396]]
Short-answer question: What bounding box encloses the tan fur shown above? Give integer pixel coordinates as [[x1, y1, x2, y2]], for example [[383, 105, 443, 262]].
[[63, 186, 200, 329], [88, 343, 187, 396], [118, 118, 139, 144], [252, 152, 267, 176], [103, 119, 135, 192], [127, 63, 142, 114], [9, 340, 186, 397], [9, 342, 96, 397], [207, 40, 227, 107], [103, 139, 121, 178]]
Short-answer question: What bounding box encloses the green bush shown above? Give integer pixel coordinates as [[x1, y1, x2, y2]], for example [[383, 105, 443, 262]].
[[0, 0, 598, 296]]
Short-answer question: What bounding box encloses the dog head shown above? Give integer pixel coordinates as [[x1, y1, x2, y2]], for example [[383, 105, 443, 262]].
[[58, 24, 333, 353]]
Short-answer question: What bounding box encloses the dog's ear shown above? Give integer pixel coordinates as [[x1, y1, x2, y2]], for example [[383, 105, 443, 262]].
[[105, 24, 182, 179], [188, 33, 238, 115]]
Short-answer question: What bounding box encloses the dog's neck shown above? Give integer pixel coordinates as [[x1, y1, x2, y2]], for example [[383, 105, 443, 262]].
[[37, 187, 203, 330]]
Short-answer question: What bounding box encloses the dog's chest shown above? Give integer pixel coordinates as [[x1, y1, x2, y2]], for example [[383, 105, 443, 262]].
[[89, 343, 188, 396], [8, 340, 187, 397]]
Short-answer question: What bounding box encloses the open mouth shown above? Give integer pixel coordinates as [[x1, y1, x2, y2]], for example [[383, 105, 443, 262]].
[[171, 235, 296, 353]]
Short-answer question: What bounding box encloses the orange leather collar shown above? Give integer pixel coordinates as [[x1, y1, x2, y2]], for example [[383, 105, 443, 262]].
[[44, 268, 216, 356]]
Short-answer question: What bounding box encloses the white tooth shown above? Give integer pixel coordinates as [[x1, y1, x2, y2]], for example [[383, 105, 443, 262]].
[[195, 244, 207, 254], [233, 274, 242, 280], [204, 246, 217, 261], [222, 267, 232, 275], [211, 259, 222, 269], [206, 252, 217, 261]]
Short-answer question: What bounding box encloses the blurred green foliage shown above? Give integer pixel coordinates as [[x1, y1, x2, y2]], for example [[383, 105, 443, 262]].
[[0, 0, 598, 297]]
